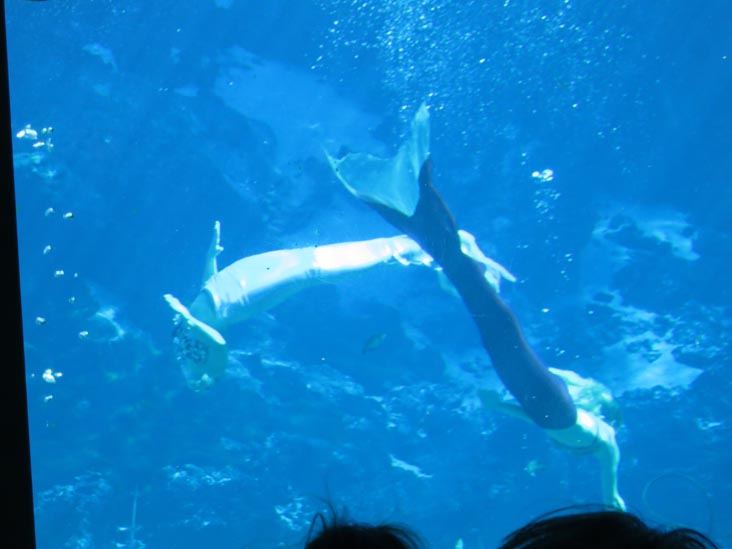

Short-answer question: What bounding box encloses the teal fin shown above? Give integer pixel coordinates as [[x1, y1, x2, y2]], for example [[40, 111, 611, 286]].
[[327, 103, 430, 217]]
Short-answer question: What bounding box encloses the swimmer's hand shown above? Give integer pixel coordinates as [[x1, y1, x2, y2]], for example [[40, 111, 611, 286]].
[[612, 492, 627, 511], [478, 389, 506, 409], [458, 230, 516, 293]]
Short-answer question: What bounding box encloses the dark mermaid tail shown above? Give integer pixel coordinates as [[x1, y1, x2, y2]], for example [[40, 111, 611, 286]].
[[330, 105, 577, 429], [367, 158, 461, 266]]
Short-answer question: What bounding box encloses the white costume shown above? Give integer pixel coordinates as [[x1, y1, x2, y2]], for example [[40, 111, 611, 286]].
[[164, 226, 513, 391]]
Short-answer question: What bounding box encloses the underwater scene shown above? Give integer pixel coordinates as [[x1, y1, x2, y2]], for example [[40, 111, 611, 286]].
[[6, 0, 732, 547]]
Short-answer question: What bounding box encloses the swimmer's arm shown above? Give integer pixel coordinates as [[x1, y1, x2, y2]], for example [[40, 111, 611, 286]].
[[202, 220, 225, 285], [478, 389, 533, 423], [596, 420, 626, 510], [482, 389, 626, 509], [547, 410, 626, 510]]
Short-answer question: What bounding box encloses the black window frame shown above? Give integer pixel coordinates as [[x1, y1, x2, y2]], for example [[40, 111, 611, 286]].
[[1, 0, 37, 546]]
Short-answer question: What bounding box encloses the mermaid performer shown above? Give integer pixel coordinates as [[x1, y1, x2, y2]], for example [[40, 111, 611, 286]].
[[328, 104, 625, 509]]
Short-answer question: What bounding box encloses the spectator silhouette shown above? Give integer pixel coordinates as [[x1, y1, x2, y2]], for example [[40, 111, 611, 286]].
[[305, 507, 719, 548]]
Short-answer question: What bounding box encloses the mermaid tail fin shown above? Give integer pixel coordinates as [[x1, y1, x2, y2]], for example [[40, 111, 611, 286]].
[[328, 104, 458, 260], [327, 103, 430, 217], [329, 103, 515, 293]]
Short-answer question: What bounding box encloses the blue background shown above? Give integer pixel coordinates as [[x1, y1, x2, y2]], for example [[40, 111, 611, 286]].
[[6, 1, 732, 547]]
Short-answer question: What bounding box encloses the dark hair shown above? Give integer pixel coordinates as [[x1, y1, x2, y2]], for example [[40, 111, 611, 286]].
[[498, 509, 719, 549], [305, 507, 425, 549]]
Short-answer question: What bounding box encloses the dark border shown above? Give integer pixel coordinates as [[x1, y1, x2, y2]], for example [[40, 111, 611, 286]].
[[0, 0, 38, 546]]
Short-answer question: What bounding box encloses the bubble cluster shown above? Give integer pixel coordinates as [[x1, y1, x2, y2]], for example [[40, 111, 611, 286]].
[[531, 168, 561, 220], [14, 124, 92, 407], [315, 0, 634, 145], [16, 123, 54, 151], [532, 168, 555, 183]]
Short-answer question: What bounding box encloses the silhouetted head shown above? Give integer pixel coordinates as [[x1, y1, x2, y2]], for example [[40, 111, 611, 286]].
[[306, 508, 424, 549], [498, 509, 719, 549]]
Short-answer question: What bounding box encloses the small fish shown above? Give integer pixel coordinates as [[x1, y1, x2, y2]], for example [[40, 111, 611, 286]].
[[524, 459, 545, 477], [82, 43, 118, 70], [361, 332, 387, 354]]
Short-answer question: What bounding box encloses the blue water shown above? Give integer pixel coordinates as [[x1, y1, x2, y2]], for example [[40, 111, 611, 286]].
[[6, 1, 732, 547]]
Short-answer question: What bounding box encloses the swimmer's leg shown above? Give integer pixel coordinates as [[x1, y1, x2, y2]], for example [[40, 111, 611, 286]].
[[202, 220, 225, 285]]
